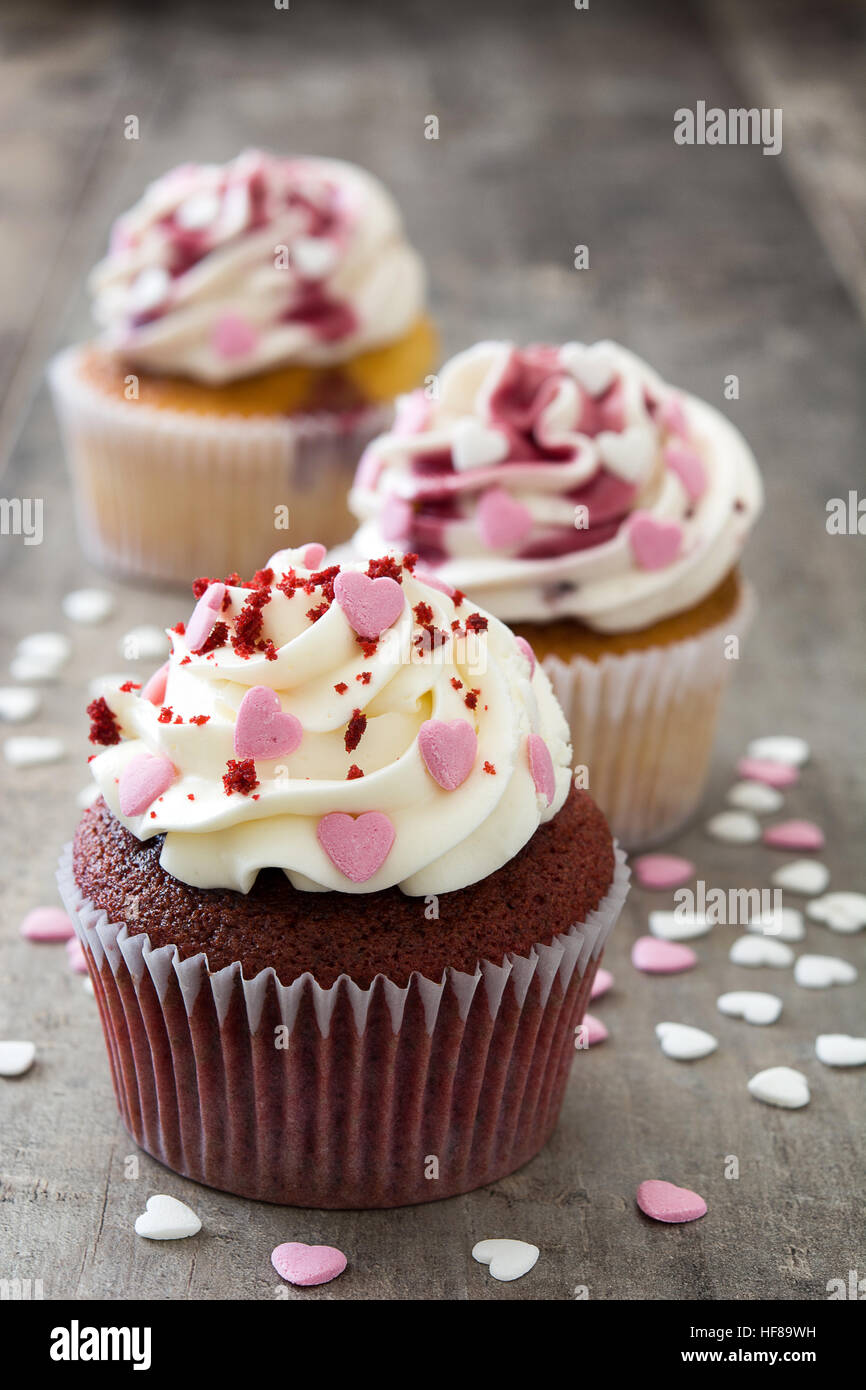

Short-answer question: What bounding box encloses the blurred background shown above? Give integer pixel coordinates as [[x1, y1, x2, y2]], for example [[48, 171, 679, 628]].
[[1, 0, 864, 1300]]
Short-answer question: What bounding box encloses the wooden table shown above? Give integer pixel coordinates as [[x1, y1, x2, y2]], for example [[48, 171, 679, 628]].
[[1, 0, 863, 1301]]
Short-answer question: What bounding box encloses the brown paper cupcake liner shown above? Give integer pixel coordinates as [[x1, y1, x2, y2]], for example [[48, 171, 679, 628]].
[[543, 586, 755, 850], [49, 346, 391, 585], [57, 844, 629, 1209]]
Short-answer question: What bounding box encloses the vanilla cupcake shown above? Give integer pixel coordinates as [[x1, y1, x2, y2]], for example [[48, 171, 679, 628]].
[[50, 151, 435, 582], [61, 546, 627, 1207], [346, 340, 762, 847]]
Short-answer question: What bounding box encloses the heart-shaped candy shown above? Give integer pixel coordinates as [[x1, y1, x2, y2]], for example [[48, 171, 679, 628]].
[[747, 907, 804, 941], [380, 495, 412, 543], [746, 735, 809, 766], [728, 936, 793, 968], [514, 635, 536, 675], [472, 1238, 539, 1282], [477, 487, 533, 550], [815, 1034, 866, 1068], [581, 1013, 609, 1046], [763, 819, 824, 851], [726, 780, 783, 814], [631, 936, 697, 974], [793, 954, 857, 989], [560, 341, 617, 397], [527, 734, 555, 805], [271, 1241, 347, 1287], [627, 512, 683, 571], [664, 442, 707, 501], [19, 907, 74, 942], [736, 757, 799, 788], [807, 892, 866, 934], [317, 811, 396, 883], [418, 719, 477, 791], [141, 661, 169, 706], [655, 1022, 718, 1061], [591, 967, 614, 1000], [302, 542, 327, 569], [0, 1041, 36, 1076], [716, 991, 782, 1026], [772, 859, 829, 896], [632, 853, 695, 890], [212, 313, 258, 360], [333, 570, 404, 640], [706, 810, 761, 843], [118, 753, 176, 817], [185, 582, 226, 653], [452, 419, 509, 472], [597, 426, 655, 483], [649, 910, 711, 942], [747, 1066, 810, 1109], [134, 1194, 201, 1240], [636, 1179, 707, 1224], [234, 686, 303, 760]]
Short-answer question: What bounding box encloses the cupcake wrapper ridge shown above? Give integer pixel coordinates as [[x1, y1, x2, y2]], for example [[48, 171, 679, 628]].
[[57, 844, 629, 1209]]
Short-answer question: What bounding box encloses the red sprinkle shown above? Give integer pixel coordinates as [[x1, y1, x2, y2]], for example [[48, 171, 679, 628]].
[[450, 677, 463, 690], [306, 602, 330, 624], [86, 696, 121, 746], [483, 761, 496, 775], [118, 681, 141, 693], [402, 552, 418, 572], [334, 682, 348, 694], [223, 758, 259, 796], [355, 671, 372, 684], [452, 589, 465, 608], [346, 764, 364, 780], [356, 636, 379, 659], [199, 621, 228, 654], [464, 689, 480, 711], [413, 601, 434, 626], [157, 706, 173, 723], [187, 793, 195, 800], [189, 714, 210, 726], [465, 612, 488, 633], [344, 709, 367, 753], [366, 555, 403, 582]]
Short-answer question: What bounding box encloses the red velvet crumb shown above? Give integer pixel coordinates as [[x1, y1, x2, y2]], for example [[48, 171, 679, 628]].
[[366, 555, 403, 582], [86, 696, 121, 746], [118, 681, 141, 693], [223, 758, 259, 796], [344, 709, 367, 752], [346, 764, 364, 780], [334, 682, 348, 694]]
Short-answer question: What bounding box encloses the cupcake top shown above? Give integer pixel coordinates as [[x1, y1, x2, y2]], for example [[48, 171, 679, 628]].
[[88, 151, 426, 384], [85, 548, 571, 896], [348, 340, 763, 632]]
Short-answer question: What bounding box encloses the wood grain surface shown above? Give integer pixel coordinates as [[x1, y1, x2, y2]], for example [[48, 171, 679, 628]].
[[0, 0, 863, 1301]]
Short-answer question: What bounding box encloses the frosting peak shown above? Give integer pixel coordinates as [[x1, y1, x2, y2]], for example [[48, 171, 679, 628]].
[[89, 151, 426, 383], [348, 340, 762, 631], [87, 550, 571, 895]]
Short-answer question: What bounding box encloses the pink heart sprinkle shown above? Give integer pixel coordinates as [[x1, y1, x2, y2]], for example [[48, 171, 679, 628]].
[[118, 753, 177, 817], [271, 1241, 347, 1288], [664, 442, 707, 502], [637, 1179, 707, 1224], [628, 512, 683, 571], [527, 734, 555, 805], [763, 819, 825, 851], [141, 661, 169, 706], [736, 757, 799, 788], [583, 1013, 608, 1046], [185, 582, 226, 653], [477, 486, 533, 550], [631, 936, 697, 975], [212, 312, 259, 360], [333, 569, 405, 640], [302, 542, 326, 569], [234, 686, 303, 760], [381, 495, 412, 543], [20, 907, 75, 942], [317, 811, 396, 883], [418, 718, 477, 791], [515, 635, 536, 675], [633, 853, 695, 890], [66, 938, 88, 974], [657, 395, 689, 438], [393, 391, 432, 436], [413, 568, 454, 597], [591, 967, 614, 1000]]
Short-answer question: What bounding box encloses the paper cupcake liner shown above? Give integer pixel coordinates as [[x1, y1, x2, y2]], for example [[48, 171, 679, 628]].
[[543, 586, 755, 850], [57, 844, 629, 1209], [49, 346, 392, 585]]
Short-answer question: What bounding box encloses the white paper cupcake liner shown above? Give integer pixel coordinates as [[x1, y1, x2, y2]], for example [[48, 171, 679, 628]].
[[49, 346, 392, 585], [57, 843, 629, 1209], [543, 586, 755, 849]]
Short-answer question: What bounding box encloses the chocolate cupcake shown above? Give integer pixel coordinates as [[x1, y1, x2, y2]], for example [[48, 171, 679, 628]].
[[49, 151, 435, 582], [346, 341, 763, 847], [60, 547, 627, 1207]]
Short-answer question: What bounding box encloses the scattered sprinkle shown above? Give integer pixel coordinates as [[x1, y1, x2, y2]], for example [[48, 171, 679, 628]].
[[632, 853, 694, 890], [716, 991, 782, 1026], [472, 1239, 539, 1282], [655, 1022, 718, 1061], [134, 1195, 202, 1241], [20, 907, 74, 942], [0, 1041, 36, 1077], [0, 687, 40, 723], [4, 735, 65, 767], [271, 1242, 348, 1287], [747, 1066, 809, 1109], [793, 954, 857, 989], [62, 588, 115, 625], [636, 1179, 707, 1224], [705, 810, 761, 844]]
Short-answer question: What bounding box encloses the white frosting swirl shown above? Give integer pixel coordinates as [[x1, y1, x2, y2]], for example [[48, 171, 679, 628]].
[[88, 550, 571, 895], [89, 151, 426, 383], [347, 341, 763, 631]]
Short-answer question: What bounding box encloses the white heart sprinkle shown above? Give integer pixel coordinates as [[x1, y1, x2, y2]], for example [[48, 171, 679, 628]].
[[134, 1194, 202, 1241], [717, 991, 782, 1026], [62, 588, 115, 625], [746, 735, 810, 767], [0, 1041, 36, 1076], [4, 736, 65, 768], [806, 892, 866, 934], [747, 1066, 810, 1109], [472, 1238, 539, 1282], [706, 810, 761, 843], [772, 859, 830, 896], [128, 265, 170, 315], [729, 936, 794, 968], [649, 910, 711, 942], [815, 1034, 866, 1068], [12, 631, 71, 681], [560, 341, 618, 396], [77, 783, 101, 809], [726, 780, 783, 814], [794, 954, 857, 989], [596, 426, 656, 483], [292, 235, 339, 279], [120, 626, 169, 661], [655, 1022, 718, 1060], [0, 687, 40, 722], [452, 419, 510, 472], [747, 907, 805, 942], [175, 189, 221, 230]]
